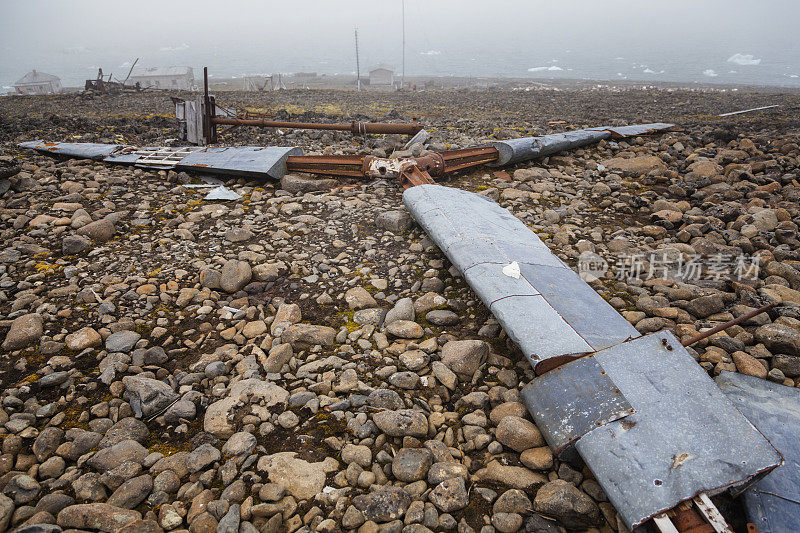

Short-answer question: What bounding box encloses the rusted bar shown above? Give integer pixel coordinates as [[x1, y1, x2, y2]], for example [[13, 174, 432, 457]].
[[211, 117, 423, 136], [285, 155, 365, 177], [681, 303, 776, 347], [439, 146, 500, 172]]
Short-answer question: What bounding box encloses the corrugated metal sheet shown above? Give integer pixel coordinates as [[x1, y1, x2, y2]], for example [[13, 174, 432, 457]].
[[575, 332, 781, 530], [715, 372, 800, 533]]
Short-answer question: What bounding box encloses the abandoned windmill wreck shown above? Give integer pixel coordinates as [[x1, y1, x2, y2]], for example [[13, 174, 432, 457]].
[[16, 98, 800, 533]]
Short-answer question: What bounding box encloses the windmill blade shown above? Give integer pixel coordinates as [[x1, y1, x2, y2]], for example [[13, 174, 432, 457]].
[[715, 372, 800, 532], [489, 123, 674, 166], [19, 141, 300, 180], [403, 184, 781, 531]]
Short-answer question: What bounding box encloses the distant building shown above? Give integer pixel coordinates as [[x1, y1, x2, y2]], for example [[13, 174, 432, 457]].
[[13, 70, 62, 94], [369, 65, 394, 86], [129, 66, 194, 90]]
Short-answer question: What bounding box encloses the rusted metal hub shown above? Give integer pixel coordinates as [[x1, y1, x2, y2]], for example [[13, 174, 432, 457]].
[[284, 145, 500, 189]]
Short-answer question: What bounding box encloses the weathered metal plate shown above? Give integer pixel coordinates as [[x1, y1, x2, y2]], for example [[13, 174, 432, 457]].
[[177, 146, 302, 180], [575, 332, 782, 530], [521, 354, 635, 454], [19, 141, 122, 159], [715, 371, 799, 533], [490, 295, 593, 366], [517, 263, 639, 352], [461, 262, 540, 305]]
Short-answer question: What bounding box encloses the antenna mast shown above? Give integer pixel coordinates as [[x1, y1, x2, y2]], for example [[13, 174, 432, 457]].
[[355, 28, 361, 92], [401, 0, 406, 89]]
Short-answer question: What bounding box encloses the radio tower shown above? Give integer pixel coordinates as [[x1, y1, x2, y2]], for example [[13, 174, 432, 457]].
[[355, 28, 361, 92], [401, 0, 406, 89]]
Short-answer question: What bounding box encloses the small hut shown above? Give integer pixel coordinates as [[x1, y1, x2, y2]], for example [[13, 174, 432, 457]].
[[128, 66, 194, 90], [13, 70, 62, 94], [369, 65, 395, 86]]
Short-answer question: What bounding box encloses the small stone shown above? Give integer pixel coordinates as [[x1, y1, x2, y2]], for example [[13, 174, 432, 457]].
[[342, 505, 365, 529], [520, 447, 553, 471], [427, 462, 468, 485], [495, 416, 544, 452], [222, 432, 257, 457], [385, 298, 415, 325], [65, 327, 101, 351], [386, 320, 424, 339], [392, 448, 434, 482], [4, 474, 41, 504], [429, 477, 469, 513], [533, 480, 601, 529], [282, 323, 336, 347], [62, 234, 92, 254], [755, 324, 800, 357], [345, 286, 378, 310], [105, 330, 141, 353], [122, 375, 178, 418], [2, 313, 43, 351], [441, 340, 489, 379], [225, 228, 253, 242], [493, 489, 532, 514], [106, 475, 153, 509], [219, 260, 252, 293], [732, 351, 768, 378], [474, 461, 547, 491], [491, 513, 523, 533], [373, 409, 428, 438], [431, 362, 457, 390], [186, 443, 221, 473], [341, 444, 372, 469], [352, 486, 411, 523], [77, 219, 116, 242], [256, 452, 338, 500], [376, 211, 413, 233], [57, 503, 141, 532], [425, 310, 459, 326]]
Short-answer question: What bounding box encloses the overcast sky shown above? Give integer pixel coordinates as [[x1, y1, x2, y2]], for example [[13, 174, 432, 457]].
[[1, 0, 797, 87]]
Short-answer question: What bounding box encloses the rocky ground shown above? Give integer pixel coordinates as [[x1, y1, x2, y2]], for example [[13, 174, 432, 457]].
[[0, 85, 799, 533]]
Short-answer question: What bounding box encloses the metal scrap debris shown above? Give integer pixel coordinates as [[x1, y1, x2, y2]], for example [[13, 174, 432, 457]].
[[718, 104, 780, 117], [204, 185, 240, 201]]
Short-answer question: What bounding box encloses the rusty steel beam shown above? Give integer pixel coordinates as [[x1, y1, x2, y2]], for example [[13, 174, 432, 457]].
[[211, 117, 424, 136], [285, 154, 365, 177]]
